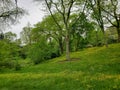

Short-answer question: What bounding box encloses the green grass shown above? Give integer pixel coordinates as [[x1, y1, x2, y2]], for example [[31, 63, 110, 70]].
[[0, 43, 120, 90]]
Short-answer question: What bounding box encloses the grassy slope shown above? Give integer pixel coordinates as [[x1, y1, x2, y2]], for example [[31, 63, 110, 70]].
[[0, 43, 120, 90]]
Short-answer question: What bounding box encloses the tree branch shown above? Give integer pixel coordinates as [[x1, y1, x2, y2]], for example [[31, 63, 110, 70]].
[[66, 0, 74, 23], [45, 0, 63, 31]]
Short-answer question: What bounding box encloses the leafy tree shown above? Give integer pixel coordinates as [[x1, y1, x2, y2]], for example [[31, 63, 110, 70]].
[[101, 0, 120, 42], [20, 22, 32, 45], [106, 26, 118, 44], [87, 0, 108, 47], [32, 14, 65, 54], [4, 31, 17, 42], [43, 0, 79, 60], [0, 40, 20, 69], [0, 32, 21, 70], [71, 13, 95, 50]]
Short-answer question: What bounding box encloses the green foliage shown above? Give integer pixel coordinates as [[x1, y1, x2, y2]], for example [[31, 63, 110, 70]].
[[31, 14, 65, 54], [28, 37, 60, 64], [70, 14, 95, 50], [0, 40, 21, 69], [87, 29, 104, 46], [106, 27, 118, 44], [0, 43, 120, 90], [20, 22, 32, 45], [4, 31, 17, 42], [18, 45, 29, 59]]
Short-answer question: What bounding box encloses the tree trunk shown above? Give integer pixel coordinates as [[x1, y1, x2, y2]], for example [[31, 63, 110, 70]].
[[59, 38, 64, 54], [117, 28, 120, 42], [95, 31, 99, 46], [66, 33, 70, 61], [101, 25, 108, 47], [76, 36, 80, 51], [103, 31, 108, 47]]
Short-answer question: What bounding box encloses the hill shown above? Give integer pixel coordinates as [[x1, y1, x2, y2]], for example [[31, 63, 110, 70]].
[[0, 43, 120, 90]]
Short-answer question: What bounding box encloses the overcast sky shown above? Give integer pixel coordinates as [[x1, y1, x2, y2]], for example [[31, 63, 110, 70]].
[[9, 0, 45, 38]]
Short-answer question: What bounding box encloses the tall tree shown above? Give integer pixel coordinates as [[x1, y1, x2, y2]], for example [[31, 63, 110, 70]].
[[32, 14, 65, 54], [71, 13, 95, 50], [101, 0, 120, 42], [44, 0, 76, 60], [87, 0, 108, 47]]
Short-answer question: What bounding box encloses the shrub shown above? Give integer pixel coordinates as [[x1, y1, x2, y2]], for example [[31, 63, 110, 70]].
[[28, 38, 60, 64], [0, 40, 21, 70]]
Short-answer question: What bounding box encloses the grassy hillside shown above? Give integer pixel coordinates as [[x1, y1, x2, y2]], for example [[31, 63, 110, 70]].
[[0, 43, 120, 90]]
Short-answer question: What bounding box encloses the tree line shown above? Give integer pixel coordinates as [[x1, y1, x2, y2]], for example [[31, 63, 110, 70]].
[[21, 0, 120, 62], [0, 0, 120, 69]]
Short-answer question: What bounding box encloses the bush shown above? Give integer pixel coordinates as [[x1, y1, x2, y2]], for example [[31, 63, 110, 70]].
[[14, 63, 21, 71], [0, 40, 21, 69], [0, 58, 21, 70], [28, 38, 60, 64]]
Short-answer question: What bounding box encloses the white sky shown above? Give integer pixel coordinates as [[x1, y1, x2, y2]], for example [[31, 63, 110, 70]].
[[9, 0, 45, 38]]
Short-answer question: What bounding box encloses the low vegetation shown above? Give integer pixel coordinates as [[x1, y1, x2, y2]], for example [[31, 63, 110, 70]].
[[0, 0, 120, 90], [0, 43, 120, 90]]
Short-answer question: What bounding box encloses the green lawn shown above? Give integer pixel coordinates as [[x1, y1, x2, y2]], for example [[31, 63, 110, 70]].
[[0, 43, 120, 90]]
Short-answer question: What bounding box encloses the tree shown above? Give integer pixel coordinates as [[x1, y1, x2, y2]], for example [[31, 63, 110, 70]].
[[43, 0, 77, 60], [20, 22, 32, 45], [0, 39, 20, 69], [87, 0, 108, 47], [32, 14, 65, 54], [0, 0, 24, 32], [106, 26, 118, 43], [0, 0, 24, 69], [4, 31, 17, 42], [0, 33, 4, 40], [0, 0, 23, 18], [71, 13, 95, 50], [100, 0, 120, 42]]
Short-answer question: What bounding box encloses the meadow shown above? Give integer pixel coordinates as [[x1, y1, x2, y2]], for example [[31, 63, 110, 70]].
[[0, 43, 120, 90]]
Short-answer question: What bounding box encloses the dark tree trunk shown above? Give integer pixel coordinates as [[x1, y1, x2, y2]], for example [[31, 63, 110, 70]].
[[95, 31, 99, 46], [117, 28, 120, 42], [59, 38, 64, 55]]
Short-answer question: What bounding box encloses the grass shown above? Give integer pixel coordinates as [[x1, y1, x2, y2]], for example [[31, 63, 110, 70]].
[[0, 43, 120, 90]]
